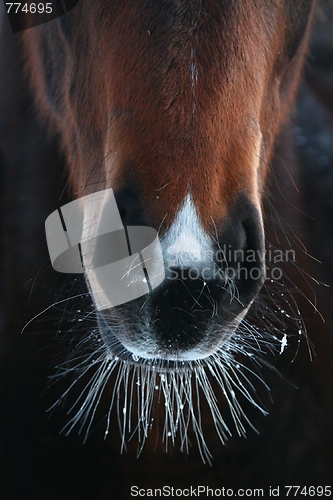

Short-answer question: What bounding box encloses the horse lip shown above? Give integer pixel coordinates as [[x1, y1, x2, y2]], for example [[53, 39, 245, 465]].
[[97, 305, 248, 365]]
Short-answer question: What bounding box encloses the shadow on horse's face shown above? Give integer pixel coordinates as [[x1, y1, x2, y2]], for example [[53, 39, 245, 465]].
[[23, 2, 315, 443]]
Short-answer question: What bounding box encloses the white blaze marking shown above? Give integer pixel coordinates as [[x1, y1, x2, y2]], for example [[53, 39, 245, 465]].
[[161, 194, 213, 268]]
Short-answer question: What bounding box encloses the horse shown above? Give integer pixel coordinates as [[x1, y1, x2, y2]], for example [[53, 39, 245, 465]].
[[1, 0, 333, 496]]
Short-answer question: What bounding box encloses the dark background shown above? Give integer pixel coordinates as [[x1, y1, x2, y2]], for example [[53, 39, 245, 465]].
[[0, 1, 333, 498]]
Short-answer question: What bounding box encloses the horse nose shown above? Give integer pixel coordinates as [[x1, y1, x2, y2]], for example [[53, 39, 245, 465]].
[[97, 191, 265, 360], [150, 195, 265, 355]]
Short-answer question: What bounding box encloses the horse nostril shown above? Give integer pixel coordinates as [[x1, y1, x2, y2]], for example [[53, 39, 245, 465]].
[[118, 205, 128, 221], [113, 186, 144, 226], [215, 203, 265, 309]]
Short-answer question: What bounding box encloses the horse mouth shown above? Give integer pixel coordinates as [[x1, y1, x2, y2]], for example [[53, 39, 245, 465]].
[[56, 293, 276, 464], [96, 300, 250, 370]]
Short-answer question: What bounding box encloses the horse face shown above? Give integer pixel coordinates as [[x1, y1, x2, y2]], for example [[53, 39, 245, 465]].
[[24, 0, 315, 363]]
